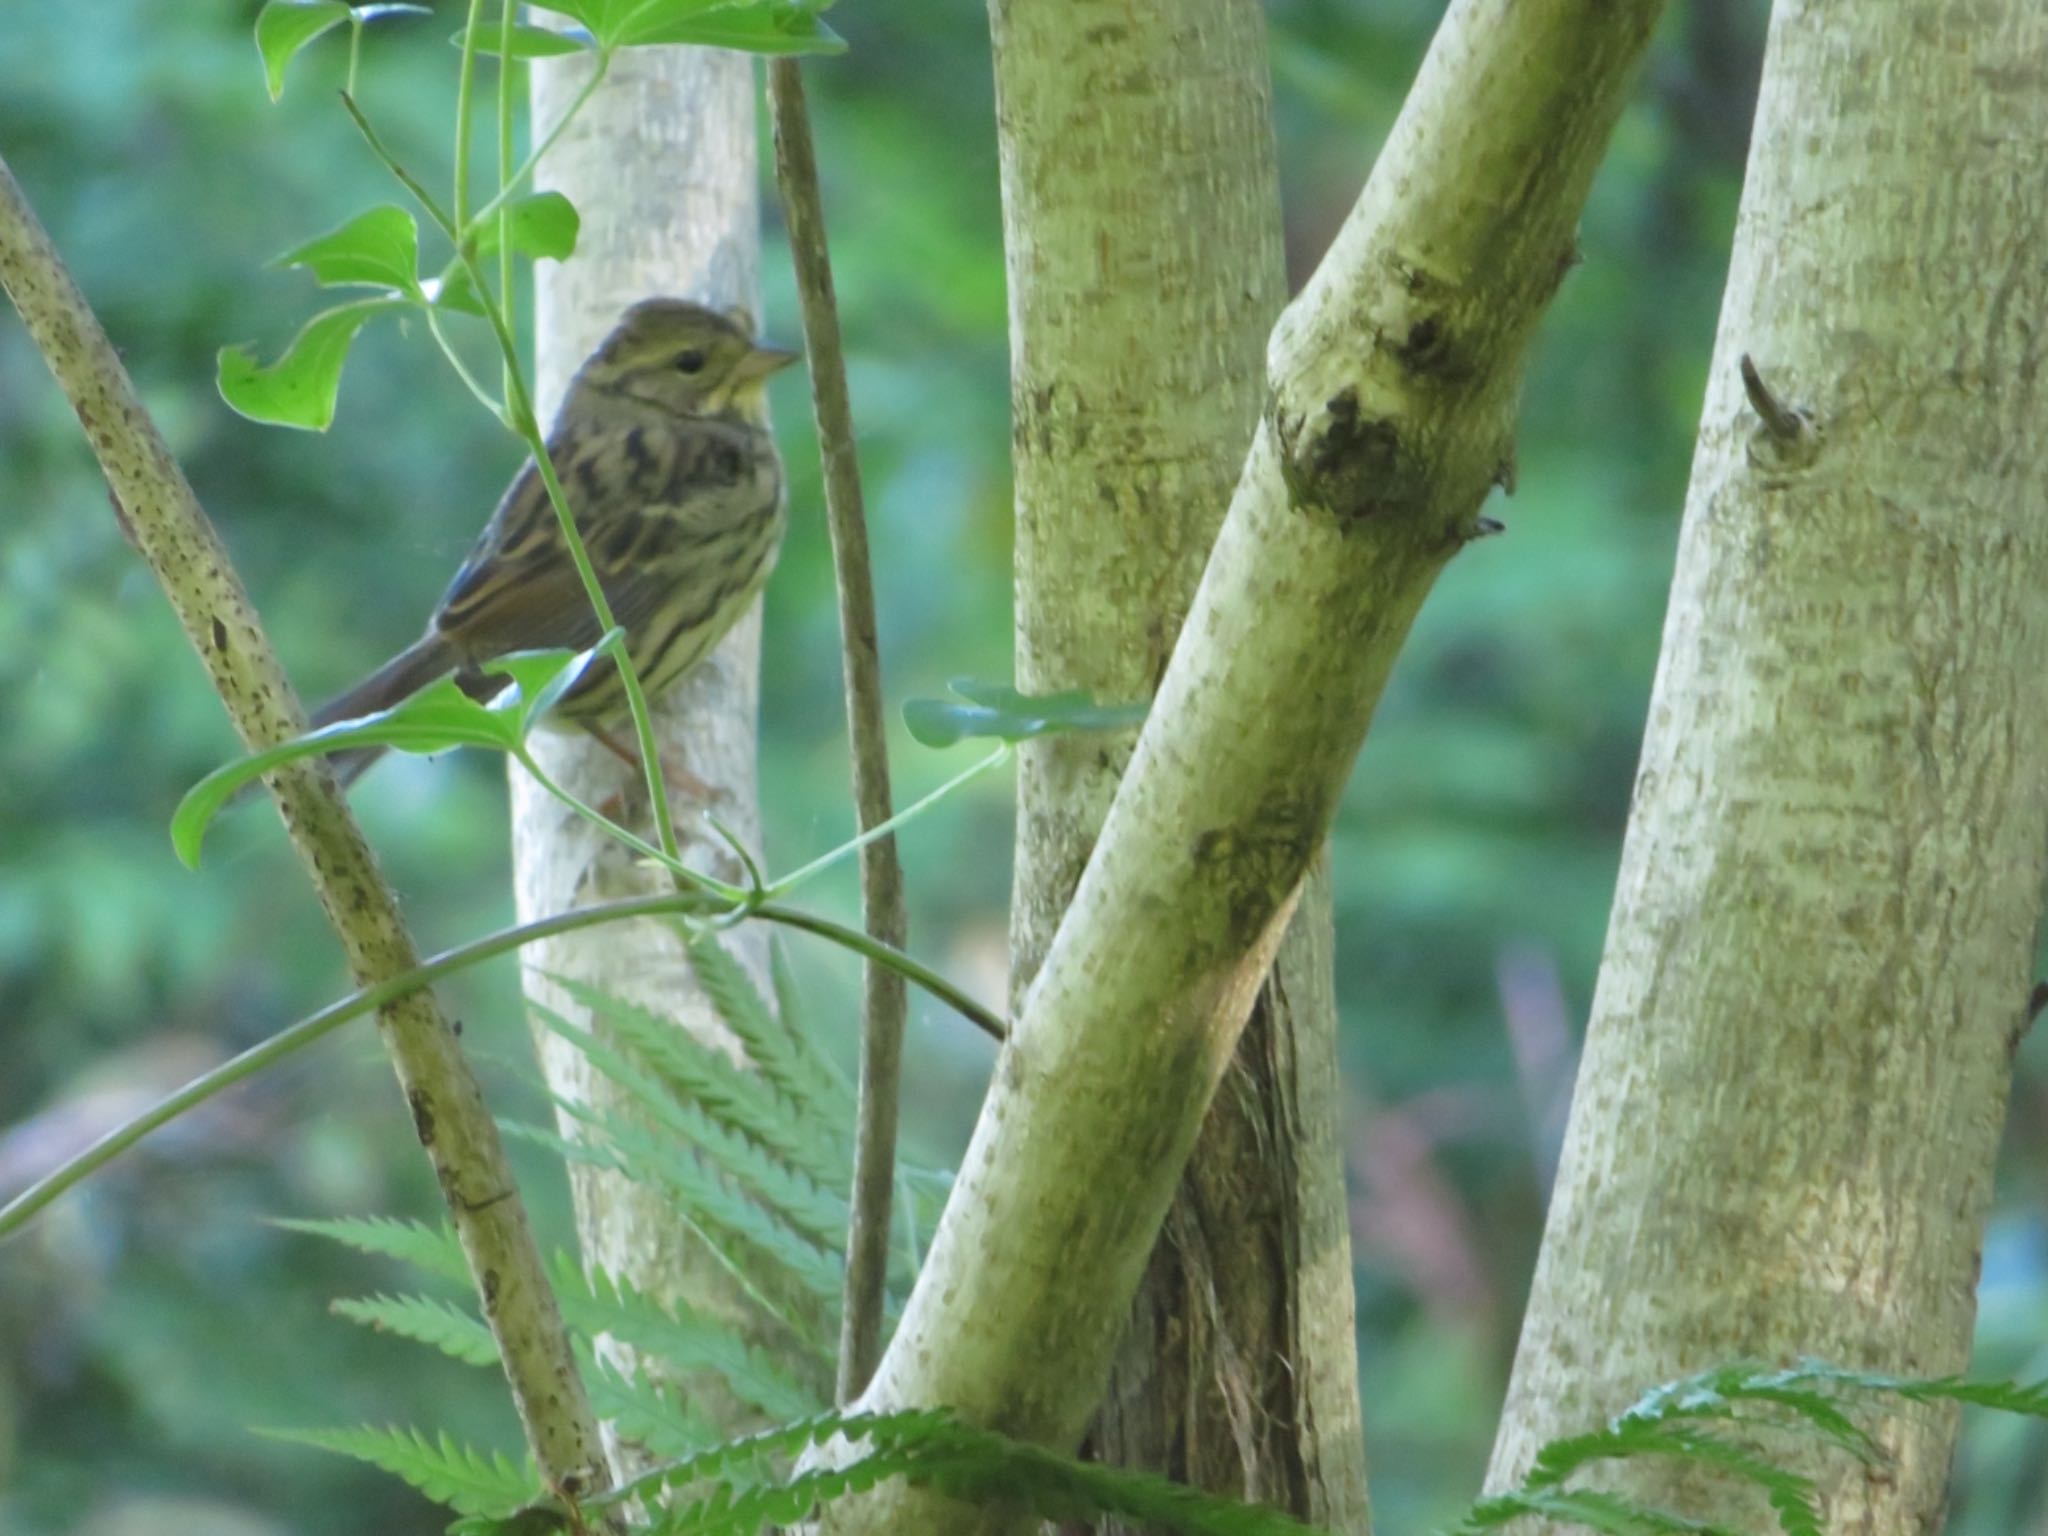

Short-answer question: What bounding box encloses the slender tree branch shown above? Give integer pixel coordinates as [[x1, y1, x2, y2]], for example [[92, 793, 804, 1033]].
[[767, 56, 909, 1405], [0, 152, 609, 1502]]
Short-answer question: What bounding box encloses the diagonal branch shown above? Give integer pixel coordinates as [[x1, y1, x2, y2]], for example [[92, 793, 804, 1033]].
[[766, 56, 911, 1405], [815, 0, 1667, 1529], [0, 153, 608, 1502]]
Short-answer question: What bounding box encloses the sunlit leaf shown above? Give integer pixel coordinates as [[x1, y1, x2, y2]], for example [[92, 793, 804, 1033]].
[[171, 641, 610, 868], [473, 192, 581, 264], [355, 3, 434, 20], [903, 678, 1148, 749], [449, 21, 596, 58], [614, 2, 848, 54], [217, 298, 402, 431], [274, 206, 422, 293], [254, 0, 350, 101]]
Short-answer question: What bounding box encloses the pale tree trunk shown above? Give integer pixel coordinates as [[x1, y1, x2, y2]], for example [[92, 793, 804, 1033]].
[[1487, 4, 2048, 1531], [992, 0, 1365, 1523], [512, 47, 808, 1452], [817, 5, 1664, 1532]]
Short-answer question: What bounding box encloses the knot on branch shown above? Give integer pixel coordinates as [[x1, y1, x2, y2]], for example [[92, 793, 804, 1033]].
[[1271, 382, 1420, 527]]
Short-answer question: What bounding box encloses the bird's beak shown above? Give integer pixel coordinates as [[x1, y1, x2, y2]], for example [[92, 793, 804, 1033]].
[[736, 342, 802, 381]]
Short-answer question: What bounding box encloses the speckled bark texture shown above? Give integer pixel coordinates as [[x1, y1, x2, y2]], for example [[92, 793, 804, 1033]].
[[0, 157, 606, 1497], [513, 48, 816, 1455], [813, 4, 1663, 1532], [1487, 5, 2048, 1532], [987, 0, 1365, 1524]]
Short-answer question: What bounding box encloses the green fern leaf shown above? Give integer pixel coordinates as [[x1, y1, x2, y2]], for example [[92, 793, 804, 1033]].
[[562, 1101, 844, 1327], [583, 1350, 717, 1462], [558, 1257, 820, 1421], [330, 1292, 499, 1367], [262, 1424, 536, 1517], [1531, 1424, 1820, 1536], [273, 1214, 469, 1283], [691, 934, 855, 1120], [1452, 1487, 1739, 1535], [549, 983, 853, 1195], [533, 1103, 827, 1349]]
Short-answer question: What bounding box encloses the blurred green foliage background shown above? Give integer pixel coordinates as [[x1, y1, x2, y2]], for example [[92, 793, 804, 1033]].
[[4, 3, 2046, 1533]]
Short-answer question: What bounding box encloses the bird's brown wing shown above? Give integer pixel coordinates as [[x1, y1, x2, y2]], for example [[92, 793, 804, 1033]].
[[429, 416, 774, 663]]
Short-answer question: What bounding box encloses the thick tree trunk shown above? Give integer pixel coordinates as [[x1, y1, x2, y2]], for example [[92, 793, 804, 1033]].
[[513, 47, 801, 1454], [1487, 4, 2048, 1531], [818, 5, 1663, 1532], [990, 0, 1365, 1523]]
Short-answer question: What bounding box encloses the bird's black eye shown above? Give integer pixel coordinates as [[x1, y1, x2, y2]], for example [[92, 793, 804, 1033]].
[[674, 349, 707, 375]]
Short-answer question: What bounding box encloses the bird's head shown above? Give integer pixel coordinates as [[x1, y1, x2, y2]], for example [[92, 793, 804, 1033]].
[[577, 298, 799, 424]]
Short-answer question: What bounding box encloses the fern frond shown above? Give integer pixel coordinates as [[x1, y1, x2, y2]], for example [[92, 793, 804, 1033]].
[[703, 933, 856, 1119], [330, 1292, 499, 1368], [1902, 1375, 2048, 1417], [261, 1424, 536, 1517], [549, 983, 853, 1195], [618, 1409, 1322, 1536], [582, 1349, 717, 1462], [615, 1409, 951, 1511], [558, 1257, 820, 1422], [586, 1109, 843, 1316], [1528, 1422, 1820, 1536], [1452, 1487, 1739, 1536], [272, 1214, 470, 1283], [670, 1096, 850, 1250], [534, 1101, 825, 1348]]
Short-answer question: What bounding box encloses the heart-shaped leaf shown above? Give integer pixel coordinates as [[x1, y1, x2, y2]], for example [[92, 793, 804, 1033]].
[[217, 299, 403, 431], [903, 679, 1149, 749], [473, 192, 581, 264], [254, 0, 350, 101], [275, 206, 422, 294], [172, 640, 611, 867]]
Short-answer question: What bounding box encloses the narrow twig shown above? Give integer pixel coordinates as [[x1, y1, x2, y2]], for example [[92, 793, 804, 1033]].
[[0, 153, 609, 1502], [768, 56, 910, 1405], [1739, 353, 1806, 442], [1, 888, 1007, 1242]]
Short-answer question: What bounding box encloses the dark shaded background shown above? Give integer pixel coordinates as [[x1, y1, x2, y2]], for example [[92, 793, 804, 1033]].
[[5, 3, 2045, 1532]]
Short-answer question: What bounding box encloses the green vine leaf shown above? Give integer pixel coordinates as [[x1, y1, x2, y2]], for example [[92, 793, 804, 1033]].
[[170, 638, 612, 867], [275, 205, 423, 294], [903, 678, 1148, 749], [514, 0, 844, 55], [254, 0, 351, 100], [475, 192, 582, 264], [217, 297, 404, 430], [613, 3, 848, 55]]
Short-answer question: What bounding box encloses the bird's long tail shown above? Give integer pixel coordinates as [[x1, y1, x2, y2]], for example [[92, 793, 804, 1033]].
[[310, 631, 459, 787]]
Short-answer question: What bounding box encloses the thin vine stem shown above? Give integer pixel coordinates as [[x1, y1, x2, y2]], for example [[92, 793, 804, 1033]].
[[342, 49, 684, 867], [492, 0, 516, 400], [452, 0, 487, 228], [765, 745, 1009, 901], [468, 50, 610, 234], [769, 54, 910, 1403], [339, 92, 458, 243], [0, 893, 1006, 1243]]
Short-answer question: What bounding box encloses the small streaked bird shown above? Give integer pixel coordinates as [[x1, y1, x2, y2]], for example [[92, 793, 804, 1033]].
[[312, 297, 798, 784]]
